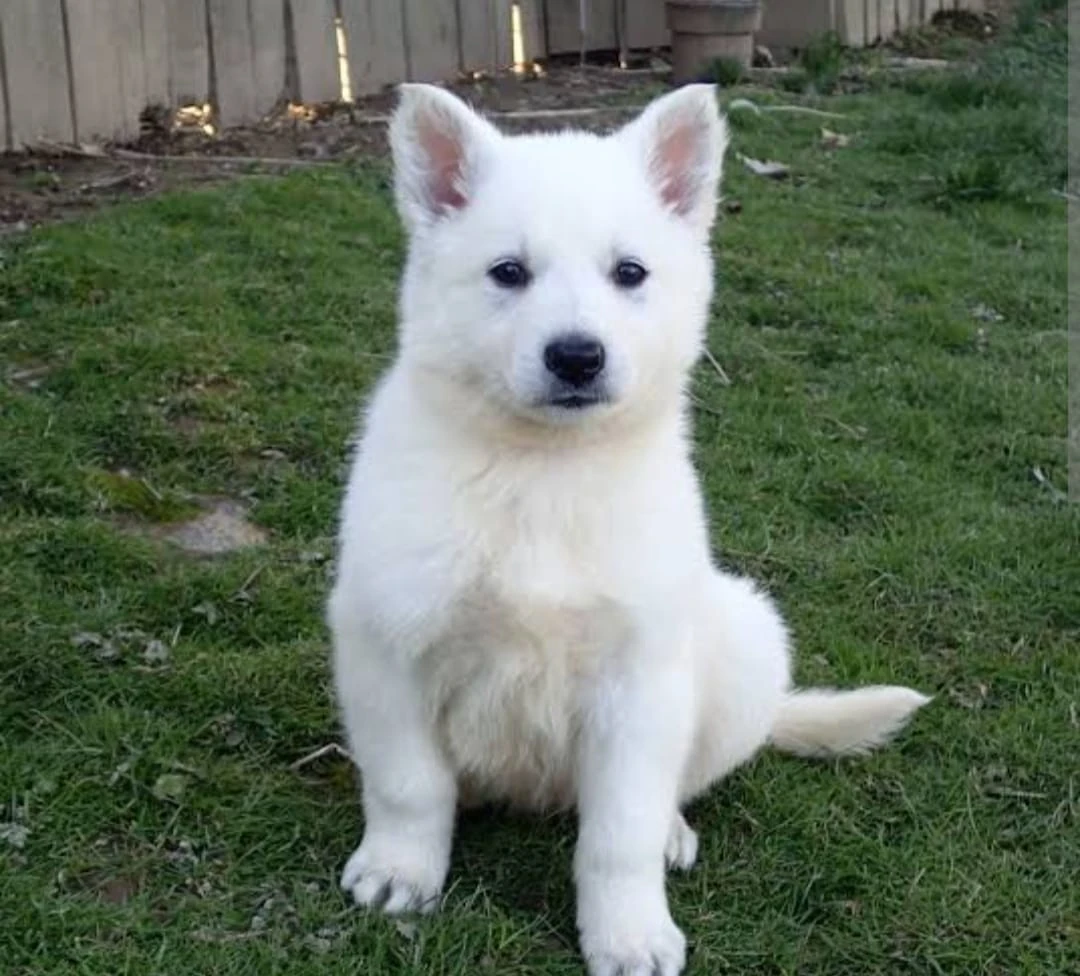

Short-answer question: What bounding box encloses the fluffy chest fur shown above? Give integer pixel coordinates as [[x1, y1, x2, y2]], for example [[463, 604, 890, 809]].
[[426, 582, 631, 810], [416, 458, 637, 810]]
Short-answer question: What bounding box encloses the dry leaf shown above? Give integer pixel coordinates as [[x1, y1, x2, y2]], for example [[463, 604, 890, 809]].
[[152, 773, 188, 802], [192, 601, 220, 625], [821, 127, 850, 149], [971, 303, 1004, 323], [142, 639, 170, 664], [739, 154, 790, 180], [0, 822, 29, 849], [1031, 467, 1066, 502], [72, 631, 120, 661]]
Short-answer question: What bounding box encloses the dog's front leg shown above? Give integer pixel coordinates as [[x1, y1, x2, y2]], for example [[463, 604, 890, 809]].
[[335, 641, 456, 915], [575, 626, 695, 976]]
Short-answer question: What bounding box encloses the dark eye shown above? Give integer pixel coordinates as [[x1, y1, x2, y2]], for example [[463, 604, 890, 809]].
[[488, 259, 530, 289], [613, 259, 648, 289]]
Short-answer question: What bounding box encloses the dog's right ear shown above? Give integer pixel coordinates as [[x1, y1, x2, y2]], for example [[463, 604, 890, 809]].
[[389, 84, 500, 232]]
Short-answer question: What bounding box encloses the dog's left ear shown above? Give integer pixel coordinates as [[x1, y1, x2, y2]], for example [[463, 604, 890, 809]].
[[389, 84, 501, 232], [618, 84, 728, 231]]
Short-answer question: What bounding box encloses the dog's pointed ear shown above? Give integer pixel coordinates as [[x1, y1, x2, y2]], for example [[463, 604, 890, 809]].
[[389, 84, 500, 231], [618, 84, 728, 230]]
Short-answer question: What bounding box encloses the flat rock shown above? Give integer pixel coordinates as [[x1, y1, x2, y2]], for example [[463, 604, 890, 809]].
[[162, 499, 267, 555]]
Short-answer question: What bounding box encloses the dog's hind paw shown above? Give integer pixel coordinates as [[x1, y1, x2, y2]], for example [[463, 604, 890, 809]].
[[664, 813, 698, 872], [340, 840, 445, 915]]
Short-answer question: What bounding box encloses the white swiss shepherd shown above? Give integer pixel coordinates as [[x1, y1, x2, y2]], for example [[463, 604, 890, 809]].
[[328, 82, 929, 976]]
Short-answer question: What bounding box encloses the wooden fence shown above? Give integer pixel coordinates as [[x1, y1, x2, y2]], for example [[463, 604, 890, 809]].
[[760, 0, 986, 53], [0, 1, 985, 152]]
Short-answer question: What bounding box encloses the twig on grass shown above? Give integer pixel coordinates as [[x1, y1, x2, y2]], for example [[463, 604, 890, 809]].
[[289, 743, 354, 771], [702, 347, 732, 385], [688, 393, 724, 417], [113, 149, 331, 167], [727, 98, 846, 120], [761, 104, 846, 119], [77, 170, 146, 193]]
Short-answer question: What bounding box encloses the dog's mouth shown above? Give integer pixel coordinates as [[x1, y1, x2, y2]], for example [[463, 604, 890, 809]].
[[547, 393, 606, 410]]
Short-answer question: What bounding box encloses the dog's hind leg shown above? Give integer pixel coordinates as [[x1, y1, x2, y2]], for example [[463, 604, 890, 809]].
[[680, 572, 792, 803]]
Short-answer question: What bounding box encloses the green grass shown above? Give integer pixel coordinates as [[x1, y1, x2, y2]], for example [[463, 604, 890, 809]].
[[1, 9, 1075, 975]]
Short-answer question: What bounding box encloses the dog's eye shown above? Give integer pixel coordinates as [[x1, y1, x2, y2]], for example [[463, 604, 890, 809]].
[[488, 259, 530, 289], [612, 259, 648, 289]]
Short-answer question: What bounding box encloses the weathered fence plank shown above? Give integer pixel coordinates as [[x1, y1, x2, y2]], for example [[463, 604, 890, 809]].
[[837, 0, 866, 45], [249, 0, 287, 111], [165, 0, 210, 104], [402, 0, 459, 81], [758, 0, 835, 52], [493, 0, 515, 67], [67, 0, 146, 142], [516, 0, 548, 62], [460, 0, 513, 71], [139, 0, 171, 108], [878, 0, 898, 41], [1, 0, 74, 146], [623, 0, 668, 50], [895, 0, 914, 32], [544, 0, 578, 55], [546, 0, 619, 55], [113, 0, 151, 136], [208, 0, 258, 126], [0, 30, 8, 150], [859, 0, 876, 44], [460, 0, 496, 70], [289, 0, 340, 102], [340, 0, 407, 96]]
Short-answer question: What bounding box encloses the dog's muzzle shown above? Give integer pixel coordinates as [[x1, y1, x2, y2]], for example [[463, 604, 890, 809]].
[[542, 333, 608, 409]]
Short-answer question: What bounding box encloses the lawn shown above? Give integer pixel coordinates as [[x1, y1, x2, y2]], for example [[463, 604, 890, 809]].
[[1, 6, 1075, 975]]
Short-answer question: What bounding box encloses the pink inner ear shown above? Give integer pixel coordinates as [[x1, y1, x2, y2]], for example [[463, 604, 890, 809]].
[[417, 115, 468, 212], [654, 119, 702, 217]]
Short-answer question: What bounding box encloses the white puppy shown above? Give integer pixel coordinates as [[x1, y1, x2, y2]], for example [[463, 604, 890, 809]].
[[327, 82, 929, 976]]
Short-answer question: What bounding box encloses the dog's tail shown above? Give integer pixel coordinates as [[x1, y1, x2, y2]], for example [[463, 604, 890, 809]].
[[768, 686, 931, 759]]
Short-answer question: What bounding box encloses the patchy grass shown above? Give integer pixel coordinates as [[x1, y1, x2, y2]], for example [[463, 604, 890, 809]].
[[1, 9, 1075, 975]]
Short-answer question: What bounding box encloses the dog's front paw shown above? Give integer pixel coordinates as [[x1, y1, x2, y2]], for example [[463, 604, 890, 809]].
[[579, 892, 686, 976], [340, 837, 446, 915]]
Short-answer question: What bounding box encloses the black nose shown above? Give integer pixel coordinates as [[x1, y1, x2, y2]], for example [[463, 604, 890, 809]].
[[543, 334, 606, 387]]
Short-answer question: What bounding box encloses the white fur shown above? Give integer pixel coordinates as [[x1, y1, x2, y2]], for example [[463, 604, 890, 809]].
[[328, 83, 929, 976]]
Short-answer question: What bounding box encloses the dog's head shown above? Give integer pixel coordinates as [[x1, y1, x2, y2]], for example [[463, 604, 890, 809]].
[[389, 83, 727, 432]]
